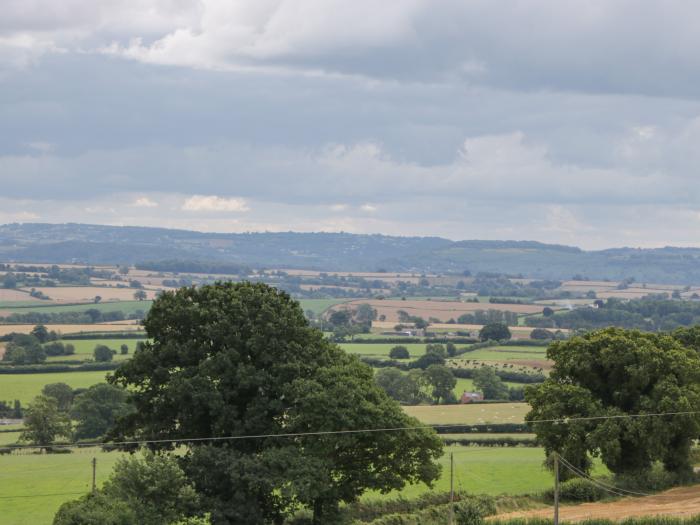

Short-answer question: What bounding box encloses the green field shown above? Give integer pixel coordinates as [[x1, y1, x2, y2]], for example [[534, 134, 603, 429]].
[[0, 300, 152, 315], [0, 430, 21, 445], [376, 446, 555, 498], [453, 346, 548, 362], [298, 298, 350, 316], [340, 342, 427, 358], [0, 448, 125, 525], [45, 338, 144, 363], [0, 371, 111, 405], [403, 403, 529, 425]]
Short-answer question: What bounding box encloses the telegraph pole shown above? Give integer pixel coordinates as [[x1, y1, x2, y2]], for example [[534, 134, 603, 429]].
[[91, 457, 97, 494], [553, 453, 560, 525]]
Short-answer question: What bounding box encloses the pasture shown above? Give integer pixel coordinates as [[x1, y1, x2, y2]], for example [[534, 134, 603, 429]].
[[0, 448, 125, 525], [0, 371, 111, 405], [45, 338, 144, 363], [298, 298, 350, 316], [403, 403, 529, 425], [340, 342, 426, 358], [365, 445, 559, 500], [0, 300, 152, 316]]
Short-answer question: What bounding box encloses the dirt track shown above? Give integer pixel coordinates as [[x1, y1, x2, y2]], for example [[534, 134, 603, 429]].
[[495, 485, 700, 522]]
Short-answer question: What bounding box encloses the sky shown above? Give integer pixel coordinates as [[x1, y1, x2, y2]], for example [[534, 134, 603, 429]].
[[2, 0, 700, 249]]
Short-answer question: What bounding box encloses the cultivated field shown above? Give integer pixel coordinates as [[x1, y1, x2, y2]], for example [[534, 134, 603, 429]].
[[337, 299, 545, 323], [0, 323, 143, 336], [0, 290, 42, 302], [403, 403, 529, 425]]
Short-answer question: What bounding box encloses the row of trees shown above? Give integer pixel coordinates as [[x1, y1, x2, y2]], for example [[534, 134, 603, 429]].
[[21, 382, 131, 445]]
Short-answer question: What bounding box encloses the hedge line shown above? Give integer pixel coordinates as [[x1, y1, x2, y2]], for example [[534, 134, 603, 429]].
[[440, 437, 537, 447], [0, 362, 121, 374], [61, 332, 146, 340], [351, 337, 478, 344], [434, 423, 530, 434]]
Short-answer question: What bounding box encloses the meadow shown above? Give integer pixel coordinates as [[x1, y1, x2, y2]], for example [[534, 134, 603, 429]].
[[0, 300, 152, 316], [340, 342, 427, 358], [0, 370, 111, 405], [45, 338, 145, 363], [298, 298, 349, 316], [0, 448, 125, 525]]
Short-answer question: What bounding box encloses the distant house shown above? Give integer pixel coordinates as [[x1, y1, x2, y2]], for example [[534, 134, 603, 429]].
[[460, 391, 484, 404]]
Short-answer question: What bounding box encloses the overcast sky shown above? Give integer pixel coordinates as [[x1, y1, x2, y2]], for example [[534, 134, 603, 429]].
[[2, 0, 700, 249]]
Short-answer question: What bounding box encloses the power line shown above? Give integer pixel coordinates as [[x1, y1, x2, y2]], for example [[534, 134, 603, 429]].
[[558, 455, 650, 498], [3, 409, 698, 451]]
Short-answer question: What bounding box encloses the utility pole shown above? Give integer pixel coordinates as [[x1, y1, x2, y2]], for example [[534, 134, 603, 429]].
[[449, 452, 455, 525], [553, 453, 560, 525], [91, 457, 97, 494]]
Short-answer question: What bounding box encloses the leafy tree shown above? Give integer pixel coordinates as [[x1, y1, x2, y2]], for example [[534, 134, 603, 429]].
[[20, 395, 71, 447], [425, 343, 446, 359], [478, 323, 511, 342], [64, 343, 75, 355], [328, 309, 352, 327], [3, 334, 46, 364], [72, 384, 131, 439], [2, 272, 17, 289], [473, 367, 509, 400], [133, 289, 147, 301], [413, 317, 429, 330], [542, 307, 555, 317], [424, 364, 456, 404], [93, 344, 115, 362], [110, 282, 442, 524], [53, 492, 137, 525], [388, 345, 410, 359], [446, 342, 457, 357], [31, 324, 49, 343], [120, 344, 129, 355], [375, 368, 426, 404], [530, 328, 554, 340], [54, 452, 199, 525], [94, 295, 102, 304], [42, 382, 74, 412], [410, 351, 445, 370], [526, 328, 700, 478], [354, 303, 377, 324]]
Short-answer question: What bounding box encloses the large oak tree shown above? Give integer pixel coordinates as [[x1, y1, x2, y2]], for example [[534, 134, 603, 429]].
[[110, 282, 442, 524]]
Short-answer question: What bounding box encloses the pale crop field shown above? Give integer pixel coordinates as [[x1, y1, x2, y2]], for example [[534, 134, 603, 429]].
[[0, 324, 143, 336], [403, 403, 530, 425], [0, 290, 42, 302], [338, 299, 544, 323]]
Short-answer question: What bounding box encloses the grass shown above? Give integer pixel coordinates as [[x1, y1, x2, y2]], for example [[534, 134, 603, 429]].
[[0, 371, 111, 405], [0, 300, 152, 315], [403, 403, 529, 425], [455, 346, 548, 361], [45, 338, 144, 363], [298, 298, 351, 316], [364, 446, 553, 500], [340, 342, 427, 358], [0, 430, 21, 445], [0, 448, 126, 525]]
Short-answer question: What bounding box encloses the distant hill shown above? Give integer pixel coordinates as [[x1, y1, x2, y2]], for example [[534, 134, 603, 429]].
[[1, 223, 700, 284]]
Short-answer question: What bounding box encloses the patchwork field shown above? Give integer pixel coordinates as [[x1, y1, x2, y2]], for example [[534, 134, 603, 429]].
[[336, 299, 545, 323], [19, 287, 157, 303], [0, 300, 152, 316]]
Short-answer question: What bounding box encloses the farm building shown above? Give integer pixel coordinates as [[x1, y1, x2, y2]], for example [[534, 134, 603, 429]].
[[460, 391, 484, 404]]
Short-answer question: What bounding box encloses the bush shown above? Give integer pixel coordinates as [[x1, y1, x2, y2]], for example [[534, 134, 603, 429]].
[[455, 496, 495, 525], [389, 346, 410, 359], [93, 345, 115, 362], [543, 478, 605, 503]]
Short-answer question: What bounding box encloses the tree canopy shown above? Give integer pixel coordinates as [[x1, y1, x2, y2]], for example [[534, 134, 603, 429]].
[[110, 282, 442, 524], [526, 327, 700, 478]]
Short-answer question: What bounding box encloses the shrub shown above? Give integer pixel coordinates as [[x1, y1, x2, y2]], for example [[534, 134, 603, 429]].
[[543, 478, 605, 503], [389, 346, 410, 359], [93, 345, 115, 362]]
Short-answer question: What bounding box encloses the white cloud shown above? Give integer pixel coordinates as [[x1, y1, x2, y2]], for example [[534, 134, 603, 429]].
[[182, 194, 250, 212], [131, 196, 158, 208], [360, 204, 377, 212]]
